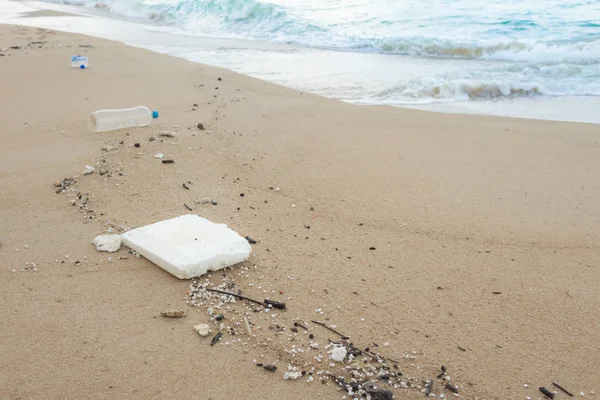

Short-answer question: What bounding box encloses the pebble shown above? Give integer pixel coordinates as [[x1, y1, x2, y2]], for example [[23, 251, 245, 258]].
[[154, 153, 164, 159], [83, 165, 95, 175]]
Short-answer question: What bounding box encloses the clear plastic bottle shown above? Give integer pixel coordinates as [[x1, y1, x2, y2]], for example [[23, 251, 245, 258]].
[[71, 55, 89, 69], [89, 106, 158, 132]]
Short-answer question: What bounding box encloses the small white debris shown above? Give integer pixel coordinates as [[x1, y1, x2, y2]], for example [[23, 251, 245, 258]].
[[92, 234, 122, 252], [154, 153, 164, 159], [310, 342, 319, 349], [193, 323, 211, 337], [330, 346, 347, 362], [581, 393, 585, 397], [83, 165, 95, 175], [283, 371, 302, 380], [523, 384, 529, 388]]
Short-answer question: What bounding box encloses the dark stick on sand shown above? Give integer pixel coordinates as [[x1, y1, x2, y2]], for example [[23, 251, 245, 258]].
[[311, 320, 350, 339], [552, 383, 574, 397], [203, 287, 286, 309]]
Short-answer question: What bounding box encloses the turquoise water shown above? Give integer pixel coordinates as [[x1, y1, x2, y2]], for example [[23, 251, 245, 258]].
[[7, 0, 600, 122], [42, 0, 600, 104]]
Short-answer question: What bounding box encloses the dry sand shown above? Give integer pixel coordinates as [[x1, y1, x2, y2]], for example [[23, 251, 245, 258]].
[[1, 23, 599, 400]]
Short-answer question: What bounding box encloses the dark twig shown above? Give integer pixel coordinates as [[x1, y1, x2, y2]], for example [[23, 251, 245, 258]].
[[294, 321, 308, 330], [203, 287, 286, 309], [445, 383, 459, 394], [425, 380, 434, 396], [552, 383, 573, 397], [437, 365, 447, 379], [311, 320, 350, 339]]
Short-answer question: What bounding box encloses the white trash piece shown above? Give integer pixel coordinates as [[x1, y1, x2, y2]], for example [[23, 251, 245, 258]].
[[89, 106, 158, 133], [71, 55, 89, 69], [121, 215, 251, 279], [83, 165, 95, 175], [92, 234, 122, 252], [330, 346, 347, 362]]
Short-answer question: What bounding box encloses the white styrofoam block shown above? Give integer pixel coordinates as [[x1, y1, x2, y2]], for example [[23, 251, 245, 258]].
[[121, 215, 251, 279]]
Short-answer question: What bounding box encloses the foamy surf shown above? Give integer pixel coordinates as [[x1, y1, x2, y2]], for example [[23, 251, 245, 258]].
[[5, 0, 600, 123]]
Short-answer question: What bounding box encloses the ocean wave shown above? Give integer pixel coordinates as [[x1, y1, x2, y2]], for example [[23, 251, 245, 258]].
[[369, 60, 600, 103], [41, 0, 600, 62]]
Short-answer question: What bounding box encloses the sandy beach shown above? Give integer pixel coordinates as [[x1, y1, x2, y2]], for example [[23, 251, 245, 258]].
[[1, 22, 599, 400]]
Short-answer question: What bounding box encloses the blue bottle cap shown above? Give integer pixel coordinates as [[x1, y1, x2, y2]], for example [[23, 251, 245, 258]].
[[80, 65, 85, 69], [152, 111, 159, 119]]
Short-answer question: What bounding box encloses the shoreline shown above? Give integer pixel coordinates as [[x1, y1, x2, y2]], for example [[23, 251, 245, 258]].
[[1, 19, 599, 400], [2, 0, 600, 125]]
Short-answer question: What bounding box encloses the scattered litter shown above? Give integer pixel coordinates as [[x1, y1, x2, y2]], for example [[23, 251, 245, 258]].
[[184, 203, 194, 211], [159, 131, 175, 138], [162, 159, 174, 164], [284, 367, 302, 380], [154, 153, 164, 159], [161, 310, 186, 318], [89, 106, 157, 133], [445, 383, 459, 394], [197, 123, 205, 130], [425, 380, 434, 396], [262, 364, 277, 372], [539, 387, 555, 399], [121, 215, 251, 279], [312, 320, 349, 339], [182, 183, 190, 190], [83, 165, 95, 175], [134, 143, 141, 148], [203, 287, 286, 310], [330, 346, 347, 362], [245, 236, 257, 244], [294, 321, 308, 330], [193, 323, 210, 337], [210, 332, 222, 346], [243, 316, 253, 336], [364, 381, 394, 400], [54, 177, 76, 193], [92, 234, 122, 252], [437, 365, 447, 379], [71, 55, 88, 68]]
